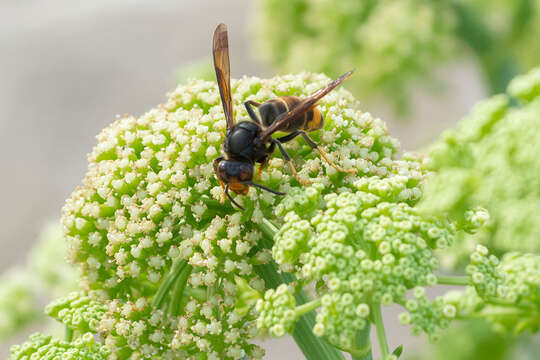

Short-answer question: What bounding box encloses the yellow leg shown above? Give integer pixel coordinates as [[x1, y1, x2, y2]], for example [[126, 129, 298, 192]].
[[213, 158, 228, 203], [217, 179, 227, 204], [287, 160, 311, 186], [257, 157, 269, 180], [317, 148, 357, 174]]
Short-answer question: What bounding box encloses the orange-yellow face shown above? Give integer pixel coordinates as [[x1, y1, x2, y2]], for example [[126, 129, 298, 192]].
[[228, 178, 250, 195]]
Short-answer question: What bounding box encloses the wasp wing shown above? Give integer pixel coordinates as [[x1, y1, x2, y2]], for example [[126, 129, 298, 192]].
[[213, 23, 235, 130], [260, 70, 354, 142]]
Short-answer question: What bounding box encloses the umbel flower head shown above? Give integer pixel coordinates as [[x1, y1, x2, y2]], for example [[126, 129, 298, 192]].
[[419, 66, 540, 267], [61, 72, 412, 358]]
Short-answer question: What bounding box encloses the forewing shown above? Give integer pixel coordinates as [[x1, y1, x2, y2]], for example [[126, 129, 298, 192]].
[[260, 70, 354, 142], [213, 23, 235, 129]]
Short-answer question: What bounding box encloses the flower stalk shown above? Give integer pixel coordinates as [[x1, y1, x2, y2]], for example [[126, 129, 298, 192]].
[[372, 302, 389, 358], [436, 276, 469, 286], [64, 326, 73, 342]]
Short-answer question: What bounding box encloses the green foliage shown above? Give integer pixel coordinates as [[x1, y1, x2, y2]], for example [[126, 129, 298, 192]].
[[254, 0, 540, 109], [254, 0, 454, 110], [28, 223, 78, 295], [0, 270, 39, 341], [0, 223, 77, 344]]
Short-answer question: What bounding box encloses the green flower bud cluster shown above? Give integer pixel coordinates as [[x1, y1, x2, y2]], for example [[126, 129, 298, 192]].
[[466, 245, 504, 299], [254, 0, 455, 110], [438, 287, 483, 319], [462, 207, 490, 234], [463, 246, 540, 333], [60, 73, 408, 358], [498, 252, 540, 306], [271, 174, 457, 348], [398, 287, 456, 342], [256, 284, 297, 337], [394, 227, 540, 343], [314, 292, 369, 350], [9, 332, 110, 360], [419, 66, 540, 268], [45, 292, 105, 334]]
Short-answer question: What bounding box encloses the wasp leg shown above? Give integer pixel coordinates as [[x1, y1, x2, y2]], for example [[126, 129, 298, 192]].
[[243, 181, 285, 195], [225, 183, 245, 211], [256, 142, 276, 179], [213, 157, 227, 204], [244, 100, 262, 124], [271, 139, 311, 186], [276, 130, 301, 143], [298, 131, 357, 174], [257, 157, 269, 179]]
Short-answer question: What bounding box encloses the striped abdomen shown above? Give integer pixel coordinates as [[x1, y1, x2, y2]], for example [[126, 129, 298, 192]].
[[257, 96, 324, 133]]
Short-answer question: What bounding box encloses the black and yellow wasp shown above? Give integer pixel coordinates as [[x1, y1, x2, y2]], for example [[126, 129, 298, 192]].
[[212, 23, 356, 210]]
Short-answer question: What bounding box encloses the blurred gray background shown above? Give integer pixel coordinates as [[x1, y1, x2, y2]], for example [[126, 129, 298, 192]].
[[0, 0, 486, 358]]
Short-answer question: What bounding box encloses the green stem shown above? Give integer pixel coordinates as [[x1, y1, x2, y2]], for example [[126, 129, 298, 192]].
[[296, 298, 322, 317], [169, 265, 193, 316], [437, 275, 469, 286], [352, 324, 372, 360], [255, 220, 345, 360], [64, 326, 73, 342], [152, 258, 187, 309], [457, 306, 528, 321], [372, 302, 389, 358], [261, 218, 279, 238]]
